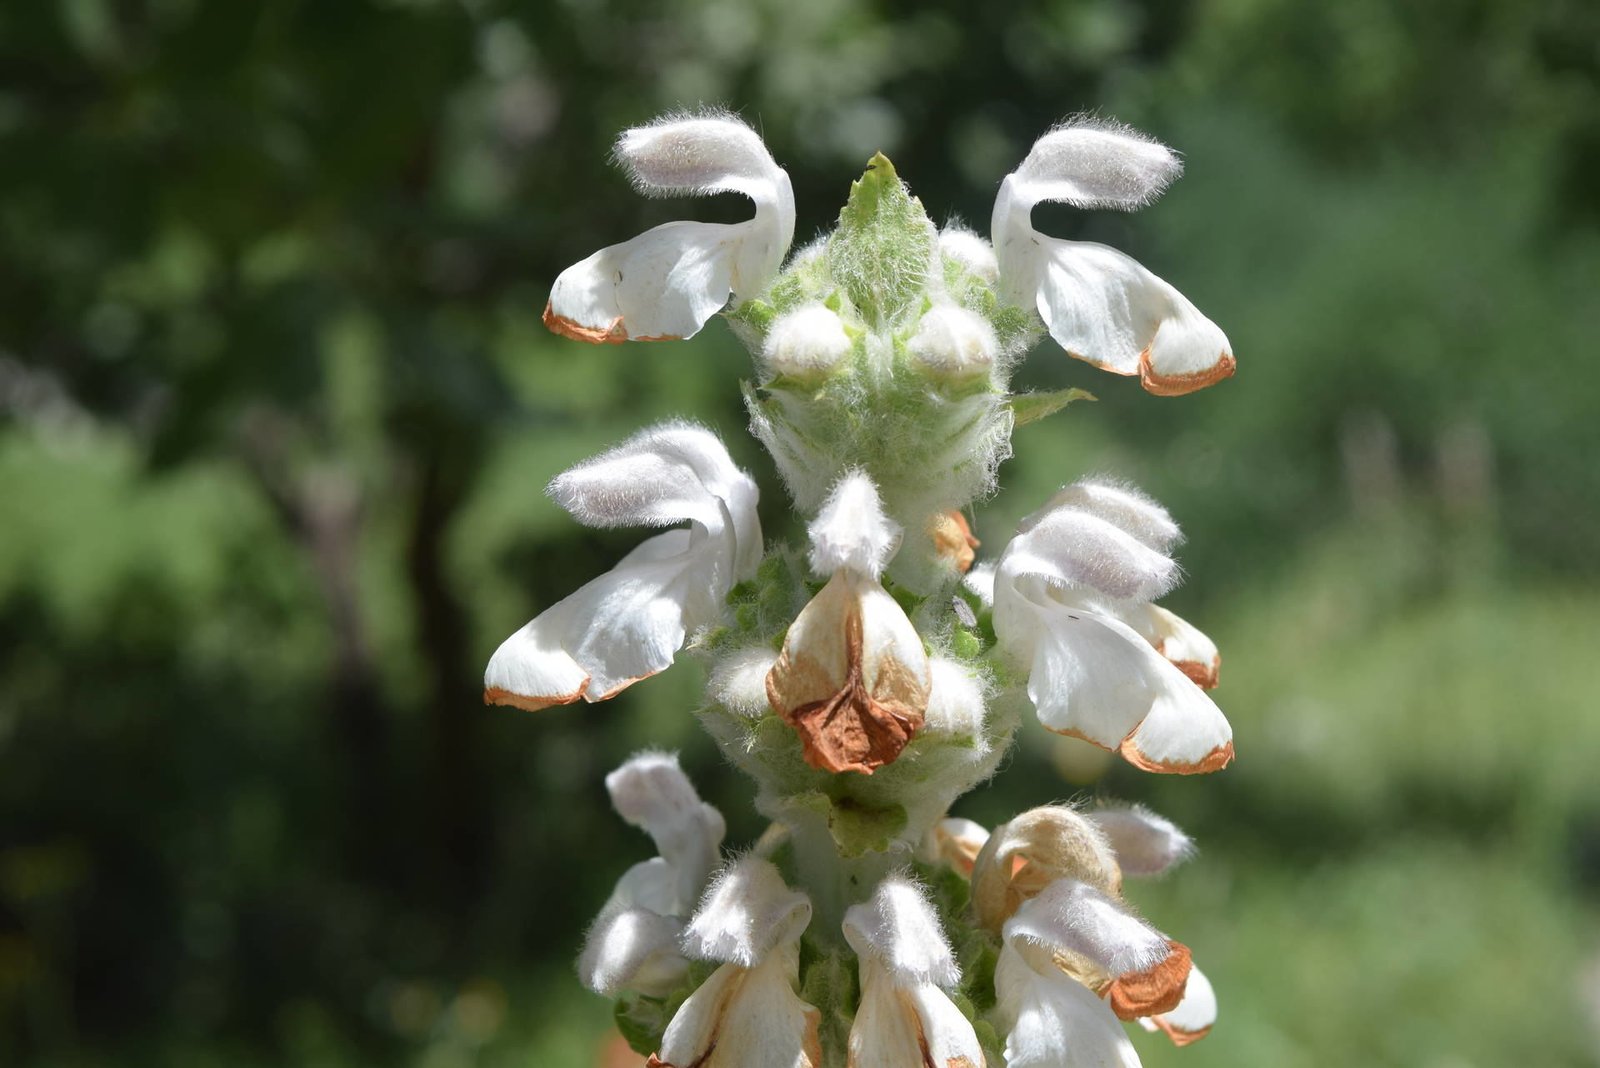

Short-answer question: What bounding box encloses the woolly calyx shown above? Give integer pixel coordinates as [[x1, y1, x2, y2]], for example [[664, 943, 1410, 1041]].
[[484, 422, 761, 711], [992, 116, 1234, 395], [545, 112, 795, 343], [767, 474, 931, 774]]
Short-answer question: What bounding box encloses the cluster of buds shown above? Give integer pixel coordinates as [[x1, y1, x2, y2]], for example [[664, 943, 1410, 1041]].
[[489, 110, 1237, 1066]]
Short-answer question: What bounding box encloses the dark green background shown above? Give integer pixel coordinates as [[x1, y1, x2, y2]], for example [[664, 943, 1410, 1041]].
[[3, 0, 1599, 1064]]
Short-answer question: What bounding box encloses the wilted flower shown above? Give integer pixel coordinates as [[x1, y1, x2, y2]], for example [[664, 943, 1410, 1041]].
[[498, 108, 1241, 1066]]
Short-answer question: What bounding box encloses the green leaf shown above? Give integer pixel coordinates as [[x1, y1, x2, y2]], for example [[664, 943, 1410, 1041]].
[[1009, 387, 1096, 426]]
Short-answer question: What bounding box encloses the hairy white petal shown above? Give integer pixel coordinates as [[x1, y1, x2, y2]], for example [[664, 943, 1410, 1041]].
[[923, 656, 988, 741], [841, 876, 959, 988], [1087, 804, 1194, 878], [707, 646, 780, 717], [577, 901, 687, 997], [605, 752, 725, 912], [683, 857, 812, 967], [1033, 243, 1234, 392], [549, 422, 753, 536], [484, 530, 703, 706], [1028, 479, 1181, 553], [807, 471, 900, 579], [907, 305, 998, 376], [484, 422, 760, 710], [655, 944, 820, 1068], [546, 113, 794, 342], [1002, 510, 1177, 604], [1004, 879, 1169, 980], [607, 857, 679, 916], [1118, 668, 1233, 773], [1126, 604, 1220, 688], [848, 958, 985, 1068], [763, 304, 852, 378], [939, 226, 1000, 284], [616, 113, 784, 201], [1011, 119, 1182, 212], [996, 942, 1142, 1068]]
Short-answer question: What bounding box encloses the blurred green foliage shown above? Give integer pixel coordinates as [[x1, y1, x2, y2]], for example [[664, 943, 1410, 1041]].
[[2, 0, 1598, 1065]]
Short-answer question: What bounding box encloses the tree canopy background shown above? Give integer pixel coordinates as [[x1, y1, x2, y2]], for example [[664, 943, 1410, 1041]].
[[3, 0, 1599, 1064]]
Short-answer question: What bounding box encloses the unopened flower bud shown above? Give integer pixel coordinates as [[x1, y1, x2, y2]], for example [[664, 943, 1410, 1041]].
[[762, 304, 851, 379], [939, 227, 999, 284], [907, 305, 998, 377]]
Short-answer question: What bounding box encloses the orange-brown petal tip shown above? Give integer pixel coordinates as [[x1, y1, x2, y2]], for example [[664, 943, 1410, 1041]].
[[1172, 654, 1221, 690], [1138, 350, 1236, 397], [482, 685, 585, 712], [1151, 1017, 1212, 1047], [1119, 738, 1235, 775], [931, 511, 980, 573], [542, 301, 630, 344], [1108, 940, 1192, 1020]]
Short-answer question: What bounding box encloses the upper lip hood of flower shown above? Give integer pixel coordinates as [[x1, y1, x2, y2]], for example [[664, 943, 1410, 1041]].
[[991, 117, 1235, 396], [483, 421, 761, 712], [543, 111, 795, 344], [992, 478, 1233, 773]]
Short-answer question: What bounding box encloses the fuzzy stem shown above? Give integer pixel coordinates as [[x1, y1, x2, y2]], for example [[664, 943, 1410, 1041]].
[[786, 812, 903, 944]]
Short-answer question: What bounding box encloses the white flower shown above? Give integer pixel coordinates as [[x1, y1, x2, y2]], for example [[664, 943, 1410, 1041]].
[[991, 117, 1234, 396], [543, 112, 795, 343], [484, 421, 761, 711], [842, 875, 986, 1068], [971, 803, 1213, 1057], [991, 478, 1232, 773], [652, 857, 821, 1068], [578, 753, 726, 997], [994, 879, 1189, 1068], [765, 472, 931, 773]]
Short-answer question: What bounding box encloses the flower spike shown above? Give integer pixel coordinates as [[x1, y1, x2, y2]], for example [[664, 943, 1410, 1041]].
[[545, 112, 795, 343], [992, 117, 1235, 395], [484, 422, 760, 711]]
